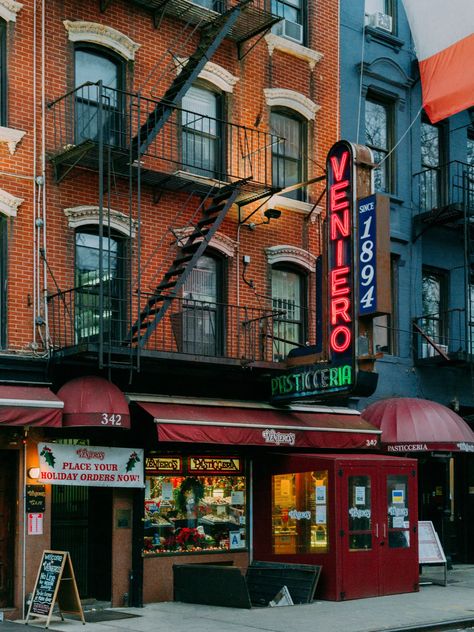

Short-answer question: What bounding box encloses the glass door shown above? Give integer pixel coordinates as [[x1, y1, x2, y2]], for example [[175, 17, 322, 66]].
[[340, 466, 380, 599]]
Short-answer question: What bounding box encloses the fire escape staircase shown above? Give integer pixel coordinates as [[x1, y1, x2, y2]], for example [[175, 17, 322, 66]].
[[129, 0, 250, 158], [128, 181, 247, 347]]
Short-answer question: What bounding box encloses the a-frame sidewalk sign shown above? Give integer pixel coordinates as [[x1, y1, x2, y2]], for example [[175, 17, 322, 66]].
[[25, 550, 85, 629]]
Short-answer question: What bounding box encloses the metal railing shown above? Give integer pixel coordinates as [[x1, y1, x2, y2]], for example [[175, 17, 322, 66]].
[[47, 287, 315, 364], [412, 308, 474, 362], [413, 160, 474, 215], [48, 83, 283, 187]]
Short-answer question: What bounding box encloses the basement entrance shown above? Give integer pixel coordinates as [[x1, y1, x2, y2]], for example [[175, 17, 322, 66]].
[[0, 450, 16, 607], [51, 485, 112, 600]]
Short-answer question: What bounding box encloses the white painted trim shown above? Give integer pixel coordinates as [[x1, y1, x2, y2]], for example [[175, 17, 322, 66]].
[[0, 126, 25, 154], [64, 205, 137, 237], [265, 33, 323, 70], [0, 187, 23, 217], [174, 57, 239, 93], [266, 194, 320, 216], [63, 20, 140, 61], [173, 226, 237, 258], [266, 244, 316, 272], [264, 88, 320, 121], [0, 0, 22, 22], [0, 398, 64, 408]]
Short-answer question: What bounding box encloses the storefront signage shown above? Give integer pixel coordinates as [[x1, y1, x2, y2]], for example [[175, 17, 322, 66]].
[[270, 362, 352, 401], [349, 507, 371, 519], [387, 444, 428, 452], [188, 457, 242, 474], [327, 141, 355, 361], [457, 443, 474, 452], [262, 428, 296, 446], [26, 485, 46, 513], [288, 510, 311, 520], [28, 513, 44, 536], [145, 456, 182, 474], [358, 195, 377, 315], [37, 443, 144, 488]]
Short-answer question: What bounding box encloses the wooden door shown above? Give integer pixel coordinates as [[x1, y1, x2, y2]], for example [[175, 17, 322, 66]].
[[0, 450, 17, 607]]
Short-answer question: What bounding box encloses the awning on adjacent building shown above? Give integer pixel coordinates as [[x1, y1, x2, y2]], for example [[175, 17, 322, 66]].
[[0, 385, 63, 427], [58, 376, 130, 429], [134, 397, 381, 449], [362, 397, 474, 453]]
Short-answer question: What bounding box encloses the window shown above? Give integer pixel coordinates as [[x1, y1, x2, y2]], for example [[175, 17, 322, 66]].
[[271, 110, 306, 201], [421, 267, 448, 355], [271, 0, 304, 44], [0, 216, 6, 348], [365, 0, 394, 17], [374, 255, 399, 355], [74, 47, 124, 146], [0, 20, 6, 126], [365, 96, 393, 193], [271, 266, 306, 360], [75, 228, 126, 343], [467, 129, 474, 209], [177, 254, 224, 356], [144, 470, 247, 555], [272, 471, 329, 554], [182, 85, 222, 178], [420, 117, 443, 210]]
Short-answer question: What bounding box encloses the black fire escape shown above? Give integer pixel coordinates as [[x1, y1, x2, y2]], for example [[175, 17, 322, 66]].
[[47, 0, 286, 371]]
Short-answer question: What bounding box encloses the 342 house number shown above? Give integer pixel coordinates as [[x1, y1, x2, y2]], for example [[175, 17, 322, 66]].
[[101, 413, 122, 426]]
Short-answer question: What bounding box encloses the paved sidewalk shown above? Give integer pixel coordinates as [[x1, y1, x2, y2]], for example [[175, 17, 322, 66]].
[[4, 565, 474, 632]]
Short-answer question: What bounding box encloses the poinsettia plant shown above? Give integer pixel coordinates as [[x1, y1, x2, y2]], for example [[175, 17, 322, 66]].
[[175, 527, 205, 548]]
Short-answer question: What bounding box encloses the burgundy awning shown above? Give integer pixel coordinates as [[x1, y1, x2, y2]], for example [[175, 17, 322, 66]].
[[58, 376, 130, 429], [0, 385, 63, 427], [362, 397, 474, 453], [136, 401, 380, 449]]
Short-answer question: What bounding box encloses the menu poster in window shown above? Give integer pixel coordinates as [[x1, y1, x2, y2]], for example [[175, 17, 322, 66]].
[[315, 486, 326, 504], [355, 486, 366, 505], [26, 550, 85, 628], [315, 505, 327, 525]]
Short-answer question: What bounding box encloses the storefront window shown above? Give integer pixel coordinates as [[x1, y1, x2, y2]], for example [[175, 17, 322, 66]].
[[272, 471, 328, 554], [387, 475, 410, 548], [348, 475, 372, 551], [144, 471, 246, 555]]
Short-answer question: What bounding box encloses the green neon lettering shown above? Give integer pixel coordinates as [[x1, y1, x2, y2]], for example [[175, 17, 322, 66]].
[[329, 367, 339, 386]]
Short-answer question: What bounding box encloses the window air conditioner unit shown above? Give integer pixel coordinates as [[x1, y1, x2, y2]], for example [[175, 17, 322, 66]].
[[273, 19, 304, 44], [368, 12, 393, 32]]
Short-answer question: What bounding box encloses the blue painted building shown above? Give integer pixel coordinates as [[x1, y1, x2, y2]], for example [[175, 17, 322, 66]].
[[340, 0, 474, 561]]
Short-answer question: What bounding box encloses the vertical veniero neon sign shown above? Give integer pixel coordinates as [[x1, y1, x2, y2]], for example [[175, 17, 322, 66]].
[[327, 140, 355, 364]]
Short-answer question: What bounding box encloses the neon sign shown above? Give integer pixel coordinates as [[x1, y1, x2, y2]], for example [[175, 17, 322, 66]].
[[327, 141, 355, 361]]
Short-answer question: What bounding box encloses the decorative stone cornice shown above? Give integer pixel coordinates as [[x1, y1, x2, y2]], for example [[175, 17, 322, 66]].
[[264, 88, 320, 121], [63, 205, 137, 237], [265, 33, 323, 70], [63, 21, 140, 61], [0, 187, 23, 217], [174, 227, 236, 258], [0, 0, 22, 22], [265, 245, 316, 272], [0, 126, 25, 154], [174, 57, 239, 93]]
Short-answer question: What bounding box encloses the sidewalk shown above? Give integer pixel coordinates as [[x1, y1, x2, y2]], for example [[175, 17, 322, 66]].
[[5, 565, 474, 632]]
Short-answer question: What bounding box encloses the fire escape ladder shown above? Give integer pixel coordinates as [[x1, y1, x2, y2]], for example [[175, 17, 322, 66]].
[[131, 1, 249, 158], [413, 322, 451, 361], [129, 180, 247, 347]]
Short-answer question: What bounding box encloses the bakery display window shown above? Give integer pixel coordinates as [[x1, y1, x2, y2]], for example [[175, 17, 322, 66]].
[[143, 473, 247, 555], [272, 470, 329, 555]]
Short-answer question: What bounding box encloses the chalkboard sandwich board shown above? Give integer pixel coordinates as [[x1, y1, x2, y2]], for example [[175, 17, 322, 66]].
[[26, 550, 85, 629]]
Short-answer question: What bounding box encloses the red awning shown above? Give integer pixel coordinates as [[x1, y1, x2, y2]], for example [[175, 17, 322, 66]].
[[58, 376, 130, 429], [362, 397, 474, 453], [0, 385, 63, 427], [136, 400, 380, 449]]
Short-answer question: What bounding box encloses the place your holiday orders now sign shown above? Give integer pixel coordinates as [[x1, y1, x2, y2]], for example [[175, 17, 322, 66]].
[[37, 443, 144, 487]]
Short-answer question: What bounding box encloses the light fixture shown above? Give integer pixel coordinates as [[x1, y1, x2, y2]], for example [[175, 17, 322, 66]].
[[264, 208, 282, 221], [27, 467, 40, 480]]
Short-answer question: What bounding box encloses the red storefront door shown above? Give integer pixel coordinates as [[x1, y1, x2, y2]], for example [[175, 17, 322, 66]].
[[340, 461, 418, 599]]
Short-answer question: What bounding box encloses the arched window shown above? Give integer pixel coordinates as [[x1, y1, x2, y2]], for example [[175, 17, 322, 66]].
[[74, 46, 124, 146], [75, 227, 127, 343], [271, 109, 306, 201], [177, 253, 224, 356], [271, 264, 307, 360], [182, 84, 222, 178]]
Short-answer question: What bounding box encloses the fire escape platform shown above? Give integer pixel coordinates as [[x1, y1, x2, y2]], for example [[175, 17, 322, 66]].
[[130, 0, 280, 42]]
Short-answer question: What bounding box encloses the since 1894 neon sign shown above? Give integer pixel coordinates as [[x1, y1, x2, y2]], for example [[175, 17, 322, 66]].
[[327, 140, 355, 363]]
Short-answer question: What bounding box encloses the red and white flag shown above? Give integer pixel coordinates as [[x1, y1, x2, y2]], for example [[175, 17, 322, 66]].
[[402, 0, 474, 123]]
